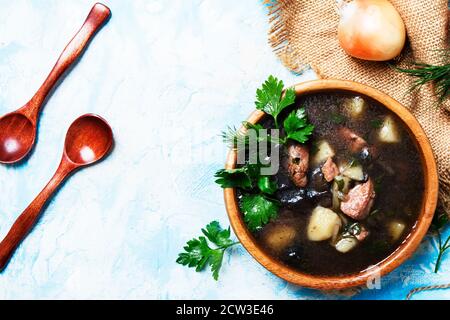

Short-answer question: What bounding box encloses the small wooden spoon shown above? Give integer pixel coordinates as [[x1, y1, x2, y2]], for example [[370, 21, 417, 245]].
[[0, 3, 111, 164], [0, 114, 113, 271]]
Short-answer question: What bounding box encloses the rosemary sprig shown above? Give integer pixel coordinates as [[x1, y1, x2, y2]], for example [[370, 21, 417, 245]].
[[395, 49, 450, 105]]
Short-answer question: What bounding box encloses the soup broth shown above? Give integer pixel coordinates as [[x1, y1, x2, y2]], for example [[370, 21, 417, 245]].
[[241, 92, 425, 276]]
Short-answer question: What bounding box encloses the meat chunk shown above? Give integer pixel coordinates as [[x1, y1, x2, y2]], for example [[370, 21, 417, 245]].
[[287, 143, 309, 188], [355, 226, 369, 242], [340, 179, 375, 220], [321, 157, 339, 182], [338, 127, 368, 153]]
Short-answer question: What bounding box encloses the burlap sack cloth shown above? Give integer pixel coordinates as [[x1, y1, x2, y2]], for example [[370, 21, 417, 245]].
[[267, 0, 450, 215]]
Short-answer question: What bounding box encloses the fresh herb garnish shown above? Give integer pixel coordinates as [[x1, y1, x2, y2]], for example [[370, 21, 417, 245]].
[[216, 76, 312, 232], [330, 112, 347, 125], [350, 159, 360, 168], [431, 210, 450, 273], [335, 177, 345, 191], [395, 49, 450, 105], [342, 222, 362, 239], [215, 163, 277, 195], [241, 194, 280, 232], [180, 76, 314, 280], [215, 161, 279, 231], [255, 75, 296, 129], [214, 164, 260, 190], [221, 122, 266, 148], [282, 108, 315, 144], [432, 209, 449, 230], [370, 119, 384, 129], [229, 76, 314, 148], [221, 125, 246, 148], [176, 221, 239, 280], [434, 232, 450, 273], [257, 176, 278, 195], [343, 158, 360, 169], [407, 210, 450, 298]]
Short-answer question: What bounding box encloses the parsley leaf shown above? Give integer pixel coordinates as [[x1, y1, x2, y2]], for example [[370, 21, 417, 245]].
[[283, 108, 315, 144], [215, 163, 276, 194], [241, 194, 280, 232], [255, 75, 296, 128], [257, 176, 277, 195], [214, 164, 260, 190], [209, 250, 226, 280], [202, 221, 235, 248], [176, 237, 210, 271], [177, 221, 238, 280]]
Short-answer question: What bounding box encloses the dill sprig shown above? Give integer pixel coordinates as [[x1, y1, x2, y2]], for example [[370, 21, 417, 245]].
[[221, 125, 248, 148], [435, 231, 450, 273], [221, 121, 280, 149], [431, 209, 450, 273], [396, 48, 450, 105]]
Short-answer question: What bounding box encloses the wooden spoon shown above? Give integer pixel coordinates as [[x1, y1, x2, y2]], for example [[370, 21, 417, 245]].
[[0, 3, 111, 164], [0, 114, 113, 271]]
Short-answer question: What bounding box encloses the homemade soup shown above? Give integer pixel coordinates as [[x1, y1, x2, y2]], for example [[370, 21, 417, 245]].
[[240, 93, 424, 276]]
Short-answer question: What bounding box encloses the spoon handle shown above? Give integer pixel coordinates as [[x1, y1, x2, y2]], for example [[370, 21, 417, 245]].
[[0, 162, 76, 270], [26, 3, 111, 119]]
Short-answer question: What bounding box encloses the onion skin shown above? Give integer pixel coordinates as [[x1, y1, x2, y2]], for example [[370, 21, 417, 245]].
[[338, 0, 406, 61]]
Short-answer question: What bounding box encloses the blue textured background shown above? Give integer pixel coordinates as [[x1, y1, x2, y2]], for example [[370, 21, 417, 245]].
[[0, 0, 448, 300]]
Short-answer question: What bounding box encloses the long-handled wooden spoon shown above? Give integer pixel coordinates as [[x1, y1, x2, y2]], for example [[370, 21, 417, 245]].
[[0, 3, 111, 164], [0, 114, 113, 271]]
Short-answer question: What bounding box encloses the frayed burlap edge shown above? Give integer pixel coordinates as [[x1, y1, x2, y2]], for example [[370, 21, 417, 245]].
[[267, 0, 316, 75]]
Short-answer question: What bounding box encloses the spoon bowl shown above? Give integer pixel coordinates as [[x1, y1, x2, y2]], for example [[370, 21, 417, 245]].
[[0, 113, 35, 163], [0, 113, 113, 271], [65, 115, 113, 166]]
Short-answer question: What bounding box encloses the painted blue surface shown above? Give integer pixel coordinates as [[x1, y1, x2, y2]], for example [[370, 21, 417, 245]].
[[0, 0, 448, 300]]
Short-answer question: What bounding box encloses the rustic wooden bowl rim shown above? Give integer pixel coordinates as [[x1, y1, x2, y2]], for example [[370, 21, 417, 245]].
[[224, 79, 439, 290]]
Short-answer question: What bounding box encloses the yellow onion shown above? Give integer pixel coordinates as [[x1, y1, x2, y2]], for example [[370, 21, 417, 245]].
[[337, 0, 406, 61]]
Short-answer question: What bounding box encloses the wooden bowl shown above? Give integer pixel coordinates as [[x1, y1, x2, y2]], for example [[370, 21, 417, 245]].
[[224, 79, 439, 290]]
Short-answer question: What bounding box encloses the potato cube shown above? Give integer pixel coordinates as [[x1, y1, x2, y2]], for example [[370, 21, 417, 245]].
[[343, 96, 367, 118], [262, 224, 297, 253], [307, 206, 342, 241], [312, 141, 335, 165], [388, 220, 406, 241], [378, 116, 400, 143], [341, 164, 365, 181]]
